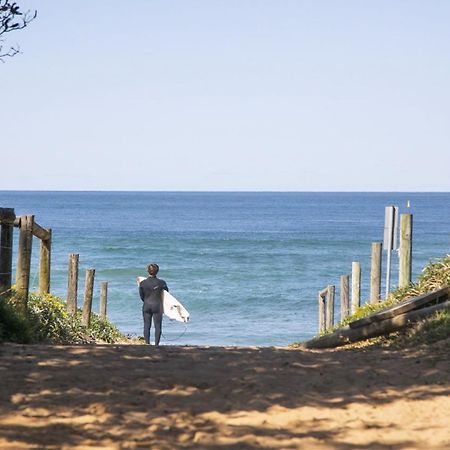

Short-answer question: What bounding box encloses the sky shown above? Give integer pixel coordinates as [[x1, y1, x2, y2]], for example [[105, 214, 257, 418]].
[[1, 0, 450, 191]]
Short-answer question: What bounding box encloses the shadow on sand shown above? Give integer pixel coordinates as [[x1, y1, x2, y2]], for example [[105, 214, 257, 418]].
[[0, 342, 448, 449]]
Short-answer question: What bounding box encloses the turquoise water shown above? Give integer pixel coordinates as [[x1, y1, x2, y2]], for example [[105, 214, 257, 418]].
[[1, 192, 449, 346]]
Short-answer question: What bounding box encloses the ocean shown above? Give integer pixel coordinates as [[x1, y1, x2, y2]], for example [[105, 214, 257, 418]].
[[1, 191, 449, 346]]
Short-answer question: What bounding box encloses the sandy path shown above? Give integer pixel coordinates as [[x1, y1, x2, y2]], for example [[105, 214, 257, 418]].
[[0, 342, 449, 449]]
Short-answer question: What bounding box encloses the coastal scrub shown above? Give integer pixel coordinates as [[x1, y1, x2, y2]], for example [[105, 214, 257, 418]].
[[0, 290, 126, 344]]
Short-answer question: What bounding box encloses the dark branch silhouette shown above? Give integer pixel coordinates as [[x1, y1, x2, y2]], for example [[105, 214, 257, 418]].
[[0, 1, 37, 62]]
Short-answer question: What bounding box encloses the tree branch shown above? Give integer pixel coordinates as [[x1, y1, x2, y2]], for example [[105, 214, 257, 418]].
[[0, 1, 36, 61]]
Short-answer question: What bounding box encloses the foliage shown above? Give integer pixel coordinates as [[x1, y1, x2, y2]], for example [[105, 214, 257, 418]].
[[400, 309, 450, 346], [77, 309, 124, 344], [314, 254, 450, 347], [28, 293, 83, 343], [0, 1, 37, 61], [0, 290, 127, 344], [0, 294, 32, 343]]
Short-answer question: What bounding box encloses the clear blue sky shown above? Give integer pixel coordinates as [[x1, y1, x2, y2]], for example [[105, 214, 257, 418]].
[[1, 1, 449, 191]]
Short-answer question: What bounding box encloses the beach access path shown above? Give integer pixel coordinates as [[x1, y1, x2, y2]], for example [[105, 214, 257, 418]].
[[0, 342, 449, 449]]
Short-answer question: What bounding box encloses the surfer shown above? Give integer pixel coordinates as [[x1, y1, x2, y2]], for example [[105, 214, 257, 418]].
[[138, 263, 169, 346]]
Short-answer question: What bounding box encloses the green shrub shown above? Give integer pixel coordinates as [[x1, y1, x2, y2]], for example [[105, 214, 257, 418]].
[[28, 293, 81, 343], [393, 309, 450, 347], [83, 311, 123, 343], [0, 290, 127, 344], [0, 296, 33, 343]]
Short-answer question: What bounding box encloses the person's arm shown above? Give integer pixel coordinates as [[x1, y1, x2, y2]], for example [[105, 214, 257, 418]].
[[163, 281, 169, 292], [139, 285, 145, 301]]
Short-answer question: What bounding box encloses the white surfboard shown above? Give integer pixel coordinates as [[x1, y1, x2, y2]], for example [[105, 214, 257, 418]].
[[137, 277, 190, 323]]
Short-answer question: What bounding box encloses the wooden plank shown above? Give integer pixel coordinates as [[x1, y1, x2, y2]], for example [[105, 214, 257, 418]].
[[340, 274, 350, 319], [0, 208, 16, 224], [0, 218, 14, 293], [67, 254, 79, 315], [15, 215, 34, 310], [82, 269, 95, 327], [304, 300, 450, 349], [351, 261, 361, 312], [99, 281, 108, 319], [326, 285, 335, 330], [318, 290, 326, 333], [39, 229, 52, 294], [32, 222, 51, 241], [399, 214, 413, 288], [349, 286, 449, 329], [370, 242, 382, 303]]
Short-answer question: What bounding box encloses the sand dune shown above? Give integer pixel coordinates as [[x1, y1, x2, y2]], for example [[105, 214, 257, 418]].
[[0, 342, 449, 449]]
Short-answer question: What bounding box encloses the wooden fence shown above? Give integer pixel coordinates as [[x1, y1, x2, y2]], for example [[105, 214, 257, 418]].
[[317, 213, 413, 333], [307, 287, 449, 348], [0, 207, 109, 325]]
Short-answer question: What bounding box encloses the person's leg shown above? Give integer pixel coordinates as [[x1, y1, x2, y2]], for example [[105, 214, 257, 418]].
[[154, 312, 163, 346], [143, 309, 153, 344]]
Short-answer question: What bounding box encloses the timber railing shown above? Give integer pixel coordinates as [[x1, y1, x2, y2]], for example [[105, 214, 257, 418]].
[[0, 207, 109, 325], [306, 286, 450, 348], [317, 213, 413, 334], [0, 208, 51, 300]]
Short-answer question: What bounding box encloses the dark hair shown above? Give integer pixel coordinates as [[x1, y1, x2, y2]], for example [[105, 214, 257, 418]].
[[147, 263, 159, 276]]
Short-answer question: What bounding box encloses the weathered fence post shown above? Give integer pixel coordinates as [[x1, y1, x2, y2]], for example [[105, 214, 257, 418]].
[[326, 285, 335, 330], [351, 261, 361, 313], [67, 253, 79, 315], [370, 242, 382, 303], [318, 288, 327, 333], [82, 268, 95, 327], [99, 281, 108, 319], [0, 208, 15, 294], [340, 274, 350, 320], [16, 215, 34, 309], [399, 213, 413, 288], [39, 229, 52, 294]]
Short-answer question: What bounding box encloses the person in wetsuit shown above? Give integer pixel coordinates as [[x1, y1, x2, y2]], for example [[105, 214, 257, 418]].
[[139, 263, 168, 346]]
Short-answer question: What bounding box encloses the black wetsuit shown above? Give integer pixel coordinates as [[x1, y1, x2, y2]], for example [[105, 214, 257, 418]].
[[139, 276, 168, 345]]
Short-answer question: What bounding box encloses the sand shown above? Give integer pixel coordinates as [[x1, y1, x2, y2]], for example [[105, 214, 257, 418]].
[[0, 341, 449, 449]]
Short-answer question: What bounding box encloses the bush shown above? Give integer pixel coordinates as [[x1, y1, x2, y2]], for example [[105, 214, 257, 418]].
[[0, 290, 127, 344], [28, 293, 82, 343], [0, 296, 33, 343], [402, 310, 450, 345]]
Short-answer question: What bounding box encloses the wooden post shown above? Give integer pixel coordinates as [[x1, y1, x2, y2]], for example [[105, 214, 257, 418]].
[[399, 213, 413, 288], [67, 253, 79, 315], [318, 288, 326, 334], [370, 242, 382, 303], [340, 274, 350, 320], [39, 229, 52, 294], [15, 215, 34, 308], [351, 261, 361, 313], [82, 268, 95, 327], [0, 208, 15, 294], [326, 285, 335, 330], [99, 281, 108, 319]]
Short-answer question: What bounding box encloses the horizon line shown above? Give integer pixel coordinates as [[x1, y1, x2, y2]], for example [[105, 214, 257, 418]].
[[1, 189, 449, 194]]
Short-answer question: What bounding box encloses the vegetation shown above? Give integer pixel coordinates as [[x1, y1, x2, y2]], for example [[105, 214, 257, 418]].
[[0, 1, 37, 61], [322, 254, 450, 347], [0, 289, 127, 344]]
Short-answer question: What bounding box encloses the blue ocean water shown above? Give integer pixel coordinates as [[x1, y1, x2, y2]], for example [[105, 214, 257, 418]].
[[1, 192, 449, 346]]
